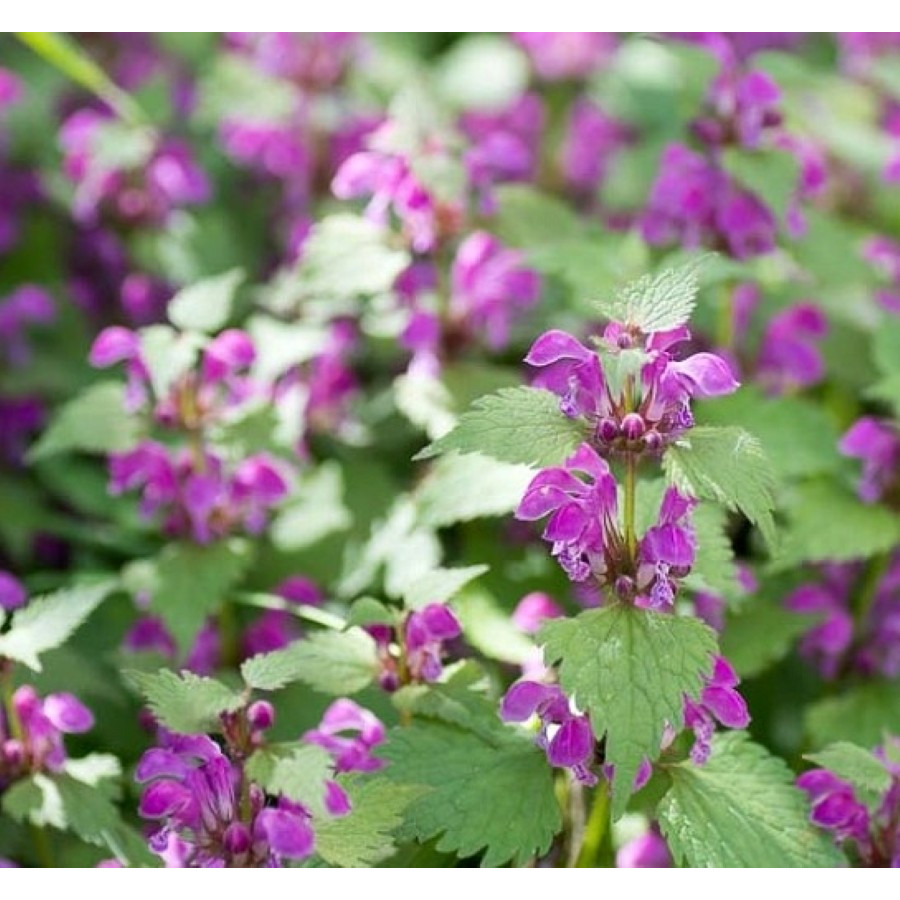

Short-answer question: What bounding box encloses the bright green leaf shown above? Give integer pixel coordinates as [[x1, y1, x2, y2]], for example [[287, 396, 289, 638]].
[[806, 682, 900, 749], [663, 426, 777, 550], [805, 742, 891, 808], [28, 382, 140, 461], [540, 605, 717, 816], [721, 148, 800, 223], [246, 744, 333, 818], [0, 582, 113, 671], [415, 387, 589, 467], [659, 732, 844, 868], [126, 669, 244, 734], [402, 565, 488, 611], [168, 268, 243, 333]]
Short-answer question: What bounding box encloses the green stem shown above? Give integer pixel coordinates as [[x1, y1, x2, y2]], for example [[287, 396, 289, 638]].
[[574, 783, 611, 868], [852, 552, 890, 629], [717, 283, 735, 352], [624, 454, 638, 564], [30, 824, 54, 868]]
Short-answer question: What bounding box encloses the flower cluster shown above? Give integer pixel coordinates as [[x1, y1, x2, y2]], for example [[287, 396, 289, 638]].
[[0, 685, 93, 791], [785, 556, 900, 680], [526, 324, 737, 454], [367, 603, 461, 691], [799, 740, 900, 867]]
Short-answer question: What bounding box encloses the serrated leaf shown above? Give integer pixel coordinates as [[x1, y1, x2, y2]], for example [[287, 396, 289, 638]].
[[698, 388, 843, 481], [721, 148, 800, 223], [415, 386, 589, 467], [663, 426, 777, 550], [720, 594, 821, 678], [241, 628, 378, 694], [127, 669, 244, 733], [804, 742, 891, 808], [150, 538, 252, 653], [402, 565, 488, 611], [246, 744, 333, 818], [392, 677, 503, 744], [28, 381, 140, 461], [540, 605, 717, 816], [316, 777, 425, 868], [0, 582, 112, 671], [416, 453, 535, 527], [806, 682, 900, 749], [683, 502, 740, 600], [775, 481, 900, 568], [598, 257, 709, 333], [379, 720, 561, 866], [299, 214, 410, 299], [659, 732, 844, 868], [168, 268, 243, 333]]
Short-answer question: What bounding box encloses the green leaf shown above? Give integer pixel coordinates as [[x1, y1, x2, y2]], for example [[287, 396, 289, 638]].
[[63, 754, 122, 792], [346, 596, 395, 629], [663, 426, 777, 550], [149, 538, 252, 653], [804, 742, 891, 808], [540, 605, 717, 816], [316, 777, 425, 868], [246, 744, 333, 817], [195, 55, 296, 126], [720, 593, 820, 678], [598, 257, 710, 333], [379, 720, 562, 866], [168, 268, 244, 333], [415, 387, 589, 467], [415, 453, 534, 527], [775, 481, 900, 568], [872, 320, 900, 377], [658, 732, 844, 868], [492, 184, 582, 248], [453, 588, 536, 666], [270, 462, 351, 551], [721, 148, 801, 223], [240, 628, 378, 694], [683, 502, 740, 600], [0, 582, 112, 671], [806, 682, 900, 749], [28, 381, 140, 461], [299, 214, 410, 299], [697, 389, 843, 481], [436, 34, 529, 111], [127, 669, 244, 733], [402, 565, 489, 611], [139, 325, 204, 401]]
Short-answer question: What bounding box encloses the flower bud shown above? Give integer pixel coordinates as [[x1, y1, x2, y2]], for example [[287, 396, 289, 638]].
[[644, 430, 663, 452], [614, 575, 635, 600], [597, 418, 619, 443], [621, 413, 645, 441], [247, 700, 275, 732]]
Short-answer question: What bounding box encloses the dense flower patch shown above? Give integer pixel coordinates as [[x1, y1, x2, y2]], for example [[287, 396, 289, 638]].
[[1, 31, 900, 868]]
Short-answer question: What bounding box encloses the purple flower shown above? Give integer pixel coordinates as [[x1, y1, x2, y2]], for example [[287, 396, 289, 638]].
[[404, 603, 462, 683], [0, 285, 55, 367], [1, 686, 93, 780], [517, 443, 619, 583], [560, 98, 631, 196], [512, 592, 563, 635], [0, 570, 27, 611], [304, 699, 386, 774], [682, 656, 750, 764], [0, 67, 22, 109], [449, 231, 540, 350], [526, 325, 737, 450], [798, 769, 871, 852], [512, 33, 617, 81], [696, 68, 782, 149], [501, 681, 597, 785], [636, 488, 698, 611], [641, 143, 777, 259], [757, 303, 828, 394], [840, 418, 900, 504], [863, 236, 900, 313], [616, 826, 673, 868], [220, 119, 310, 181], [460, 93, 543, 211], [136, 734, 317, 867]]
